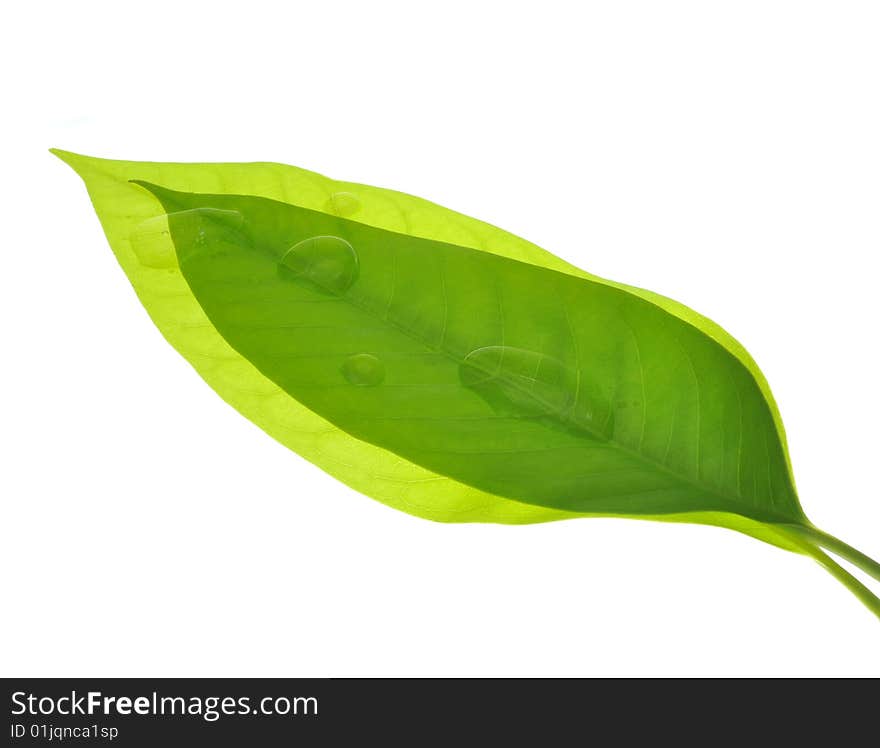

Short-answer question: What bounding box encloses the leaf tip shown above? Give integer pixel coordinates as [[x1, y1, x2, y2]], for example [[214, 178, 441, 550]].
[[128, 178, 161, 196], [128, 179, 181, 206], [49, 147, 81, 163], [49, 148, 95, 177]]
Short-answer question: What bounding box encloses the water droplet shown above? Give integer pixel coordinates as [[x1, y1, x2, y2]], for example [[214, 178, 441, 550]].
[[342, 353, 385, 386], [131, 209, 245, 267], [279, 235, 359, 295], [460, 346, 610, 437], [130, 214, 176, 269], [460, 346, 575, 415], [326, 191, 361, 218], [172, 208, 246, 262]]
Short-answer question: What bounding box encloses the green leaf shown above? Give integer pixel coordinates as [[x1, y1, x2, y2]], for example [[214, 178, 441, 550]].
[[53, 149, 880, 618]]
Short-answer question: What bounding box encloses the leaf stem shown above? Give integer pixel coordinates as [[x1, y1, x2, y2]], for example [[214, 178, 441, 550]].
[[783, 524, 880, 583], [777, 525, 880, 621]]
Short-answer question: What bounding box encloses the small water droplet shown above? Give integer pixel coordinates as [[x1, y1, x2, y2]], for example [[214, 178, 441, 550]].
[[326, 191, 361, 217], [342, 353, 385, 386], [279, 235, 359, 295]]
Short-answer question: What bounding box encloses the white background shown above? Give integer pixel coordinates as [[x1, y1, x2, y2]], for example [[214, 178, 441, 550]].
[[2, 1, 879, 676]]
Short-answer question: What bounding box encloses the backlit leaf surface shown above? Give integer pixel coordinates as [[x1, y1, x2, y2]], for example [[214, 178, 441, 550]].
[[54, 150, 880, 618]]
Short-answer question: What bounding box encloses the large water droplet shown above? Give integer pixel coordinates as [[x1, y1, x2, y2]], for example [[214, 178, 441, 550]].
[[342, 353, 385, 386], [325, 191, 361, 218], [460, 346, 575, 416], [460, 346, 610, 437], [130, 214, 176, 269], [131, 208, 246, 267], [279, 235, 359, 295], [174, 208, 246, 263]]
